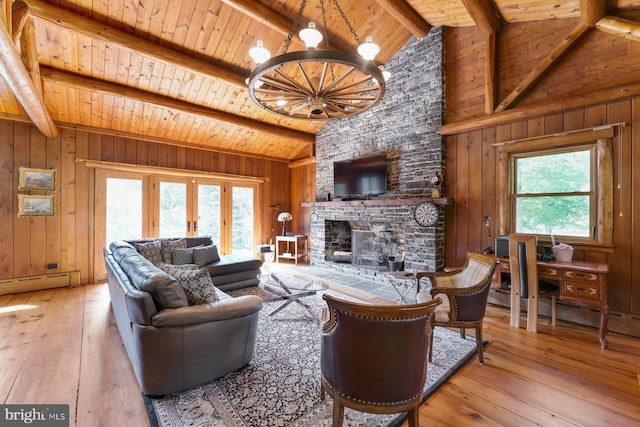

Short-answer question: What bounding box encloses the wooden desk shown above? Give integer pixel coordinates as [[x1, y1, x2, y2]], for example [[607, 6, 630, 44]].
[[494, 257, 609, 348], [275, 235, 307, 266]]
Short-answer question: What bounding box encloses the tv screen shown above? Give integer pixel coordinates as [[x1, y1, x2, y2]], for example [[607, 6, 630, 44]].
[[333, 154, 387, 197]]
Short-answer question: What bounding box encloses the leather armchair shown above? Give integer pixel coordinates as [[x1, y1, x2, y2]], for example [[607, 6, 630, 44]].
[[415, 252, 498, 364], [320, 293, 440, 427]]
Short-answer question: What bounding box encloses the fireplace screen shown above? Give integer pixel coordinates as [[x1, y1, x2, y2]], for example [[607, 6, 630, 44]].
[[352, 230, 392, 269]]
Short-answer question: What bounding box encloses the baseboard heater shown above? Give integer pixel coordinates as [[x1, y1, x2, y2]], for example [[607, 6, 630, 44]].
[[0, 271, 80, 296]]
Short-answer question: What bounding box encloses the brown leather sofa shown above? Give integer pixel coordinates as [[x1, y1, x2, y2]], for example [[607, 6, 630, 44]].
[[104, 238, 263, 396]]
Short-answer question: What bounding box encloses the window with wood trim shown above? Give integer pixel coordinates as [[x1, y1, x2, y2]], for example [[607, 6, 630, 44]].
[[497, 128, 614, 247]]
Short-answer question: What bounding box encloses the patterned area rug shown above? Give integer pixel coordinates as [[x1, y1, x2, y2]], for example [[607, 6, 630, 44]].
[[145, 285, 480, 427]]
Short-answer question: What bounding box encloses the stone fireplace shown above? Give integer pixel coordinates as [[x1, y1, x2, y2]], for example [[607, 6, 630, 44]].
[[308, 30, 446, 283]]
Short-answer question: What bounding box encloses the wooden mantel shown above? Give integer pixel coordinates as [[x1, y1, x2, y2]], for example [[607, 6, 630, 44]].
[[301, 198, 454, 208]]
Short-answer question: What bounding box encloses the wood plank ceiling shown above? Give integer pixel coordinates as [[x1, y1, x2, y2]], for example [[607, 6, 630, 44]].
[[0, 0, 638, 162]]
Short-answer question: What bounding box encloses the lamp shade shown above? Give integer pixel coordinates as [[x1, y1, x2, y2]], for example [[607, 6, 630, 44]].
[[277, 212, 293, 222]]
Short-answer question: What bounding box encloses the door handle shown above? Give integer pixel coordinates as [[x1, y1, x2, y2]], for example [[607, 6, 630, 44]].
[[194, 221, 197, 233], [187, 221, 191, 232]]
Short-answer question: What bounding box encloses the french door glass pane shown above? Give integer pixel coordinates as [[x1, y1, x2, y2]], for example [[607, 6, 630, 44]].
[[232, 187, 254, 255], [106, 178, 142, 243], [159, 182, 187, 238], [198, 184, 221, 246]]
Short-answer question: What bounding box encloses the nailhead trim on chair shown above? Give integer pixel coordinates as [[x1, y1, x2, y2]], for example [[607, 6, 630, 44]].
[[321, 376, 421, 406]]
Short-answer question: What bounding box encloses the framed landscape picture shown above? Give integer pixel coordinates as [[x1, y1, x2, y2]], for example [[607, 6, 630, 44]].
[[17, 194, 56, 217], [18, 167, 57, 191]]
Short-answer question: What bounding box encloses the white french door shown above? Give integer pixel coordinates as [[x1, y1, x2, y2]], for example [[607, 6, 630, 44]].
[[95, 171, 260, 282]]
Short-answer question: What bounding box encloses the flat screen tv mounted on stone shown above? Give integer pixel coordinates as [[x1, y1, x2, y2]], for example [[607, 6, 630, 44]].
[[333, 154, 387, 197]]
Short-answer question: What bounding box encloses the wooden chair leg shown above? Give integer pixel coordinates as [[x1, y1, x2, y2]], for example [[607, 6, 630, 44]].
[[428, 329, 434, 362], [527, 295, 538, 333], [460, 328, 466, 339], [476, 326, 484, 364], [332, 398, 344, 427], [551, 295, 557, 326], [510, 286, 520, 328], [407, 406, 420, 427]]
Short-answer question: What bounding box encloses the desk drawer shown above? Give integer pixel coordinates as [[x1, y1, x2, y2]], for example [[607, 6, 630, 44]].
[[562, 281, 600, 301], [538, 266, 561, 280], [564, 269, 599, 282]]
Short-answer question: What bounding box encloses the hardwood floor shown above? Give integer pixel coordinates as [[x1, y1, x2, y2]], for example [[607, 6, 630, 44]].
[[1, 283, 638, 426]]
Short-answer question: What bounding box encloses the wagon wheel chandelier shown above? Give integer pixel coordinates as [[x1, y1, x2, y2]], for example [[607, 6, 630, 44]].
[[247, 0, 388, 120]]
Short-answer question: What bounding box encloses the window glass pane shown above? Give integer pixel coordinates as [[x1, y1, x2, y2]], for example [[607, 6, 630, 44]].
[[515, 195, 590, 237], [159, 182, 187, 238], [198, 184, 221, 246], [106, 178, 142, 243], [232, 187, 254, 255], [516, 150, 591, 194]]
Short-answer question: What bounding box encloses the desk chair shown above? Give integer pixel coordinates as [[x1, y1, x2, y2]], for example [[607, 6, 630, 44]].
[[509, 234, 558, 332], [319, 294, 440, 427]]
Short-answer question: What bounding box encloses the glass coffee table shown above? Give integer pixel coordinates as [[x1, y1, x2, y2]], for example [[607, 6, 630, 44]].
[[258, 272, 327, 319]]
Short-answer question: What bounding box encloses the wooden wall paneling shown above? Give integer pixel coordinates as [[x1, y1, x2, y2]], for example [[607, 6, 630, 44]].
[[563, 107, 586, 132], [444, 135, 458, 265], [135, 139, 147, 164], [87, 132, 102, 160], [112, 136, 126, 163], [164, 144, 176, 169], [125, 138, 137, 164], [0, 120, 13, 278], [75, 131, 90, 284], [175, 146, 185, 169], [481, 127, 497, 253], [467, 129, 484, 253], [632, 98, 640, 314], [13, 123, 31, 278], [607, 100, 633, 312], [147, 140, 157, 166], [101, 134, 114, 162], [45, 130, 61, 275], [544, 112, 564, 134], [455, 132, 471, 265], [527, 117, 545, 138], [29, 128, 48, 276], [60, 131, 77, 274]]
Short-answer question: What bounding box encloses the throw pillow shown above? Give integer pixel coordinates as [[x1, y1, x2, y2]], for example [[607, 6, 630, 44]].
[[164, 266, 218, 305], [192, 244, 220, 267], [161, 238, 187, 263], [135, 240, 163, 266], [172, 247, 196, 265]]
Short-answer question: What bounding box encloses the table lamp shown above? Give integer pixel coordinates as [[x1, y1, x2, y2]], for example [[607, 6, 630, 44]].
[[277, 212, 293, 236]]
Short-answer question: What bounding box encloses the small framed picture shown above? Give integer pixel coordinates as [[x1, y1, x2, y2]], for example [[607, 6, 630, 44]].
[[18, 167, 57, 191], [17, 194, 56, 217]]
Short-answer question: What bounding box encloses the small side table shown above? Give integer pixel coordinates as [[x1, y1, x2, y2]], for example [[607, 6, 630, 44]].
[[387, 271, 417, 304], [275, 235, 307, 266]]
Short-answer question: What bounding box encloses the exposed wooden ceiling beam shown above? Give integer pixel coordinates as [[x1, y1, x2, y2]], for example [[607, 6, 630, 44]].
[[596, 15, 640, 42], [460, 0, 502, 34], [374, 0, 431, 38], [495, 23, 590, 113], [22, 0, 248, 90], [0, 17, 57, 137], [220, 0, 291, 38], [221, 0, 354, 54], [581, 0, 606, 27], [39, 68, 315, 145]]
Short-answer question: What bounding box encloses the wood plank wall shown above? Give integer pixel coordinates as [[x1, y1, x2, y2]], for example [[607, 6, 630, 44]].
[[443, 22, 640, 319], [0, 120, 290, 284]]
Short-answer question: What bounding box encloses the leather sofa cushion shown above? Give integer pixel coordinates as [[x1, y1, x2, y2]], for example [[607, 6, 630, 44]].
[[152, 294, 263, 327], [203, 254, 262, 276], [111, 242, 188, 309]]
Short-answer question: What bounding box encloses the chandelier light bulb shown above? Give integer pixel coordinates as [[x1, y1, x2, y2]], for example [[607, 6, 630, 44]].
[[299, 22, 323, 49], [358, 36, 380, 61], [379, 65, 391, 81], [249, 40, 271, 64]]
